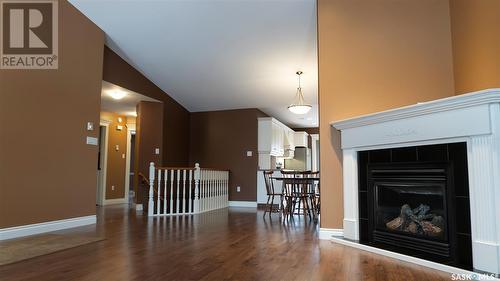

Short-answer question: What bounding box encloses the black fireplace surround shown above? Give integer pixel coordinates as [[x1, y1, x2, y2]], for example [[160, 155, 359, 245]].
[[358, 143, 472, 270]]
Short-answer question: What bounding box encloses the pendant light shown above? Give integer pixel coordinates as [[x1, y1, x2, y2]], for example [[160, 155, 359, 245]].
[[288, 71, 312, 114]]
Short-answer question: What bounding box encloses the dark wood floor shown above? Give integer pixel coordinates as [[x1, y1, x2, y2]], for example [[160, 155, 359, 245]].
[[0, 205, 452, 281]]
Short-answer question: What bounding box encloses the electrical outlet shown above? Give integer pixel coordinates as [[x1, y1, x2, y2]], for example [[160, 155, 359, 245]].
[[111, 185, 115, 191], [236, 186, 241, 192], [246, 151, 252, 157]]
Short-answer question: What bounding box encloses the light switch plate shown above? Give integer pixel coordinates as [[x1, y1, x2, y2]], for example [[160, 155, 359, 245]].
[[246, 151, 253, 157], [236, 186, 241, 192], [86, 136, 98, 145], [86, 122, 94, 131], [155, 148, 160, 155]]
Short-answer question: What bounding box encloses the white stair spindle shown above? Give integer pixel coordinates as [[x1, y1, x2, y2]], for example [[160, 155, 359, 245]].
[[194, 163, 200, 213], [225, 171, 229, 207], [182, 170, 187, 214], [148, 162, 155, 216], [170, 170, 174, 214], [163, 170, 167, 215], [176, 170, 181, 213], [188, 170, 193, 213], [157, 169, 162, 215]]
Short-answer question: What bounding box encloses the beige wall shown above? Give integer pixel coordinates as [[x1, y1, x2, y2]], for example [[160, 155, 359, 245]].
[[0, 1, 104, 228], [317, 0, 455, 228], [449, 0, 500, 94], [100, 112, 128, 200]]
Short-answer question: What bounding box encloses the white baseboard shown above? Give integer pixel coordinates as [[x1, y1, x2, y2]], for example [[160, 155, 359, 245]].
[[330, 237, 500, 279], [228, 201, 257, 208], [319, 228, 344, 240], [103, 198, 127, 205], [135, 204, 143, 211], [0, 215, 96, 241]]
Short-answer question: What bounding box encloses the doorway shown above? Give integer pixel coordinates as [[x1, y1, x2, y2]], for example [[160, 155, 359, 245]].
[[96, 123, 109, 205]]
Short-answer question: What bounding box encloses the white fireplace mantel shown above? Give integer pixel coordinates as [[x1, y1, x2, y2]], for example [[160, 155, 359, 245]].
[[330, 88, 500, 275]]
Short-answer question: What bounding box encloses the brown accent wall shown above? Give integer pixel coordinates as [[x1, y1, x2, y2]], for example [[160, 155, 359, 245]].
[[189, 109, 267, 201], [449, 0, 500, 94], [100, 112, 128, 199], [0, 1, 104, 228], [135, 101, 163, 204], [102, 46, 190, 166], [317, 0, 455, 228], [292, 128, 319, 135]]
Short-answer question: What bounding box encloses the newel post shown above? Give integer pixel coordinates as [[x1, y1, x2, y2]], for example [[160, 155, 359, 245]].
[[193, 163, 201, 213], [148, 162, 155, 216]]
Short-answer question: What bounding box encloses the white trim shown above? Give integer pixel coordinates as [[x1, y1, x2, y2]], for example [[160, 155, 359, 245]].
[[124, 129, 135, 205], [329, 237, 500, 280], [97, 121, 110, 206], [318, 228, 343, 240], [228, 201, 257, 208], [331, 88, 500, 130], [103, 198, 127, 205], [311, 134, 319, 172], [0, 215, 96, 241]]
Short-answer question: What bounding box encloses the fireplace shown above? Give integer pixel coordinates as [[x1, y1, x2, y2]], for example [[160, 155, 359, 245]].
[[369, 163, 451, 258], [330, 89, 500, 275], [358, 143, 472, 269]]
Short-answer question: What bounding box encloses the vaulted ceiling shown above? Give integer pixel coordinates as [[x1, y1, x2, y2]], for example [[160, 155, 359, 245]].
[[70, 0, 318, 128]]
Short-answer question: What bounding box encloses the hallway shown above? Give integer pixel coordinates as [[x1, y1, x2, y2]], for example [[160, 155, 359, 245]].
[[0, 206, 450, 281]]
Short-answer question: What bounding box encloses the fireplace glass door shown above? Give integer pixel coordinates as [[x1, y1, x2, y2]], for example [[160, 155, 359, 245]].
[[374, 182, 447, 241]]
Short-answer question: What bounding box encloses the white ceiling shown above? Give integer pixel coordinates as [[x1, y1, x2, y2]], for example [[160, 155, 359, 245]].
[[101, 81, 160, 117], [70, 0, 318, 128]]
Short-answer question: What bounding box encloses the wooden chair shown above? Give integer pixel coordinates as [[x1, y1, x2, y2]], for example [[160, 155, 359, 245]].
[[263, 170, 282, 217], [303, 171, 320, 216], [280, 171, 315, 219]]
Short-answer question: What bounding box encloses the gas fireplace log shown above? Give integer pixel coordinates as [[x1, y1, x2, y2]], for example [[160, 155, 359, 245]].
[[385, 204, 443, 236]]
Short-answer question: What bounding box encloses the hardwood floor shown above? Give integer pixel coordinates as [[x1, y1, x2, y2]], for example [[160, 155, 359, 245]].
[[0, 205, 452, 281]]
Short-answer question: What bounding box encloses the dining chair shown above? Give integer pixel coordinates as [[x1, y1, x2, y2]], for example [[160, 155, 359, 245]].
[[280, 170, 297, 219], [304, 171, 320, 216], [263, 170, 282, 217], [280, 170, 315, 219]]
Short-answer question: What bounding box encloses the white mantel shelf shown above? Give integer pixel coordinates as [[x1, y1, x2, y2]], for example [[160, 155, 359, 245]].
[[328, 88, 500, 276], [331, 88, 500, 130]]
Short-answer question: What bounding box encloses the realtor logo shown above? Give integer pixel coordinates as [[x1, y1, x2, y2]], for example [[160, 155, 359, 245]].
[[1, 0, 58, 69]]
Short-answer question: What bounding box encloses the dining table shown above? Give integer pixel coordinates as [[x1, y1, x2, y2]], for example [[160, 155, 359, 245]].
[[270, 177, 320, 220]]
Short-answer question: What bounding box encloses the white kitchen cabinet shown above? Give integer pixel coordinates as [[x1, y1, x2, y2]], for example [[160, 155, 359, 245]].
[[258, 117, 294, 157], [294, 131, 309, 147]]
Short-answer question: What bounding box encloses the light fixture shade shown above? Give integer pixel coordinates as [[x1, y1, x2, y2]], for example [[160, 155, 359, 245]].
[[109, 90, 127, 100], [288, 86, 312, 114], [288, 105, 312, 114]]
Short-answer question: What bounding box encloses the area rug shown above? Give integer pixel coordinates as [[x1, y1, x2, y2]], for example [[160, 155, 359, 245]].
[[0, 234, 105, 266]]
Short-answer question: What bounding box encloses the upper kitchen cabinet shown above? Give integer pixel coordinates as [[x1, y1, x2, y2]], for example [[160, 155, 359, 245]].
[[294, 131, 309, 147], [258, 117, 295, 168]]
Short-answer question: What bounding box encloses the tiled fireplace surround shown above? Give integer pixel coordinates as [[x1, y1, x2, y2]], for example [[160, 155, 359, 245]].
[[328, 89, 500, 275]]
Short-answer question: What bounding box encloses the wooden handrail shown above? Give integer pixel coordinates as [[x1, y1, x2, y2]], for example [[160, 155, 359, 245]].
[[155, 166, 196, 170], [200, 168, 230, 172], [154, 166, 230, 172]]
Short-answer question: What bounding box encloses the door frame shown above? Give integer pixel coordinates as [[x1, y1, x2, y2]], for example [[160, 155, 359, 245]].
[[124, 124, 136, 204], [311, 134, 319, 172], [97, 120, 111, 206]]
